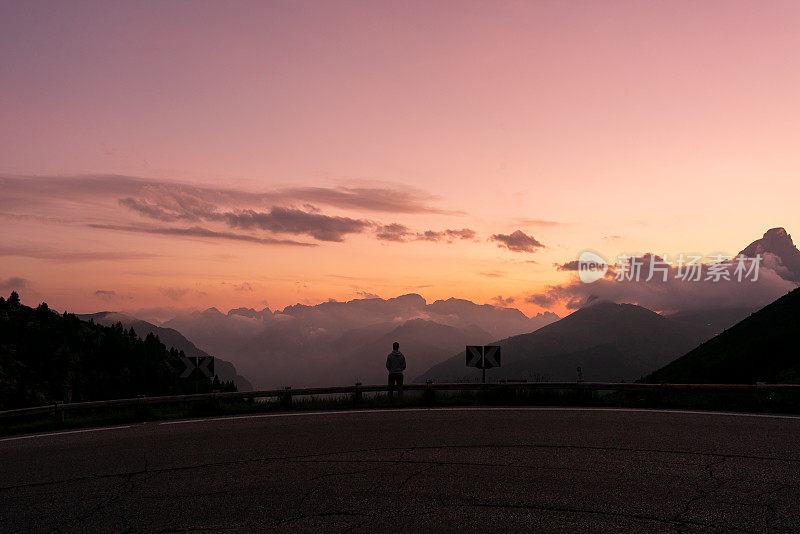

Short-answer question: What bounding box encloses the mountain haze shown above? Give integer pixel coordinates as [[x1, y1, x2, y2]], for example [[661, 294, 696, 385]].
[[328, 319, 493, 385], [418, 302, 712, 383], [162, 294, 558, 388]]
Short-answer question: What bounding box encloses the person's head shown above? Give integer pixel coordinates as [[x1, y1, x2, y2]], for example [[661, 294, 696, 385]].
[[392, 341, 399, 351]]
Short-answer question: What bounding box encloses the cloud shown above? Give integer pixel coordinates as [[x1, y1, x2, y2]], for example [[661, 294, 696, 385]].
[[0, 245, 160, 262], [94, 290, 116, 300], [159, 287, 190, 301], [555, 260, 580, 271], [121, 187, 374, 242], [480, 271, 505, 278], [490, 230, 545, 253], [3, 174, 470, 246], [0, 174, 148, 204], [118, 195, 218, 222], [124, 305, 193, 324], [376, 226, 478, 243], [225, 207, 369, 242], [119, 197, 176, 220], [276, 185, 458, 214], [2, 174, 453, 214], [525, 293, 557, 307], [221, 281, 254, 292], [516, 218, 562, 227], [415, 231, 441, 242], [0, 277, 30, 291], [376, 223, 411, 242], [492, 295, 516, 306], [88, 224, 316, 247], [416, 228, 476, 242], [355, 290, 381, 299], [528, 254, 797, 313]]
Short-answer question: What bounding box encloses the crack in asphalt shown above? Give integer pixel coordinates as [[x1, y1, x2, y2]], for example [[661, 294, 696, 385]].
[[452, 500, 714, 529], [749, 481, 794, 529], [276, 510, 370, 527], [3, 442, 798, 493], [4, 443, 798, 531], [672, 455, 728, 526], [55, 453, 150, 533], [289, 455, 707, 484], [397, 463, 437, 490], [310, 464, 387, 481], [294, 485, 320, 519], [157, 525, 245, 533]]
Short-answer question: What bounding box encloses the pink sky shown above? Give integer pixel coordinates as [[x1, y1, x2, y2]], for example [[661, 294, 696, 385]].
[[1, 1, 799, 318]]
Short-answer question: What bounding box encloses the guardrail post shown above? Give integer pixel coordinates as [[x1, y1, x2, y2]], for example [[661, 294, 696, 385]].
[[756, 382, 768, 409], [280, 387, 292, 409], [423, 379, 435, 405], [134, 395, 147, 420], [54, 402, 64, 424]]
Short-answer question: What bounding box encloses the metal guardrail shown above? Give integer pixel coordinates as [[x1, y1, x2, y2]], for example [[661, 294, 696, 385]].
[[2, 381, 799, 420]]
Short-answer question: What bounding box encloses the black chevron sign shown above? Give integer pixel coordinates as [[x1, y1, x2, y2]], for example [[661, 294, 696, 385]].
[[180, 356, 215, 379], [465, 345, 502, 370]]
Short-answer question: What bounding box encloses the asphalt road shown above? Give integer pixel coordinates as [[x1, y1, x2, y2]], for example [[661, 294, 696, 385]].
[[1, 407, 799, 532]]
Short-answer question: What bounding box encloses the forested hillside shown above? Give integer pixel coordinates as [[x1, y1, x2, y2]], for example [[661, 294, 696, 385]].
[[0, 292, 234, 410], [645, 287, 800, 384]]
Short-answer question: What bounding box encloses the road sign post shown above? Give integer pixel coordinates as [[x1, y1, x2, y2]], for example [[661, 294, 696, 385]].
[[465, 345, 501, 383], [180, 356, 215, 392]]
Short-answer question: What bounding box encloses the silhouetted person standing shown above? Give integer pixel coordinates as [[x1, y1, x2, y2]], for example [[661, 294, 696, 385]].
[[386, 341, 406, 403]]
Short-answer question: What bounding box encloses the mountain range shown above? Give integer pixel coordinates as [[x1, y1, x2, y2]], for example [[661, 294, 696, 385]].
[[162, 294, 558, 388], [65, 226, 800, 389], [417, 302, 713, 383], [416, 227, 800, 383]]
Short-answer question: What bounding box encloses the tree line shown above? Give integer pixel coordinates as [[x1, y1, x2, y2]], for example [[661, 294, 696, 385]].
[[0, 291, 235, 410]]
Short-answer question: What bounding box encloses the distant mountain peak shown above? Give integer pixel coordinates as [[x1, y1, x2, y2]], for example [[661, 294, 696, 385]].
[[766, 227, 788, 237], [572, 301, 660, 318], [389, 293, 427, 306], [227, 307, 271, 319], [80, 311, 136, 323], [417, 300, 708, 383], [582, 296, 615, 308], [740, 227, 800, 282], [755, 227, 793, 249]]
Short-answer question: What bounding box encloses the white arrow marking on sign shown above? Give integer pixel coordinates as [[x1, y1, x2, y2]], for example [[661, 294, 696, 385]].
[[484, 346, 501, 367], [198, 357, 214, 378], [180, 356, 196, 378], [466, 346, 483, 367]]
